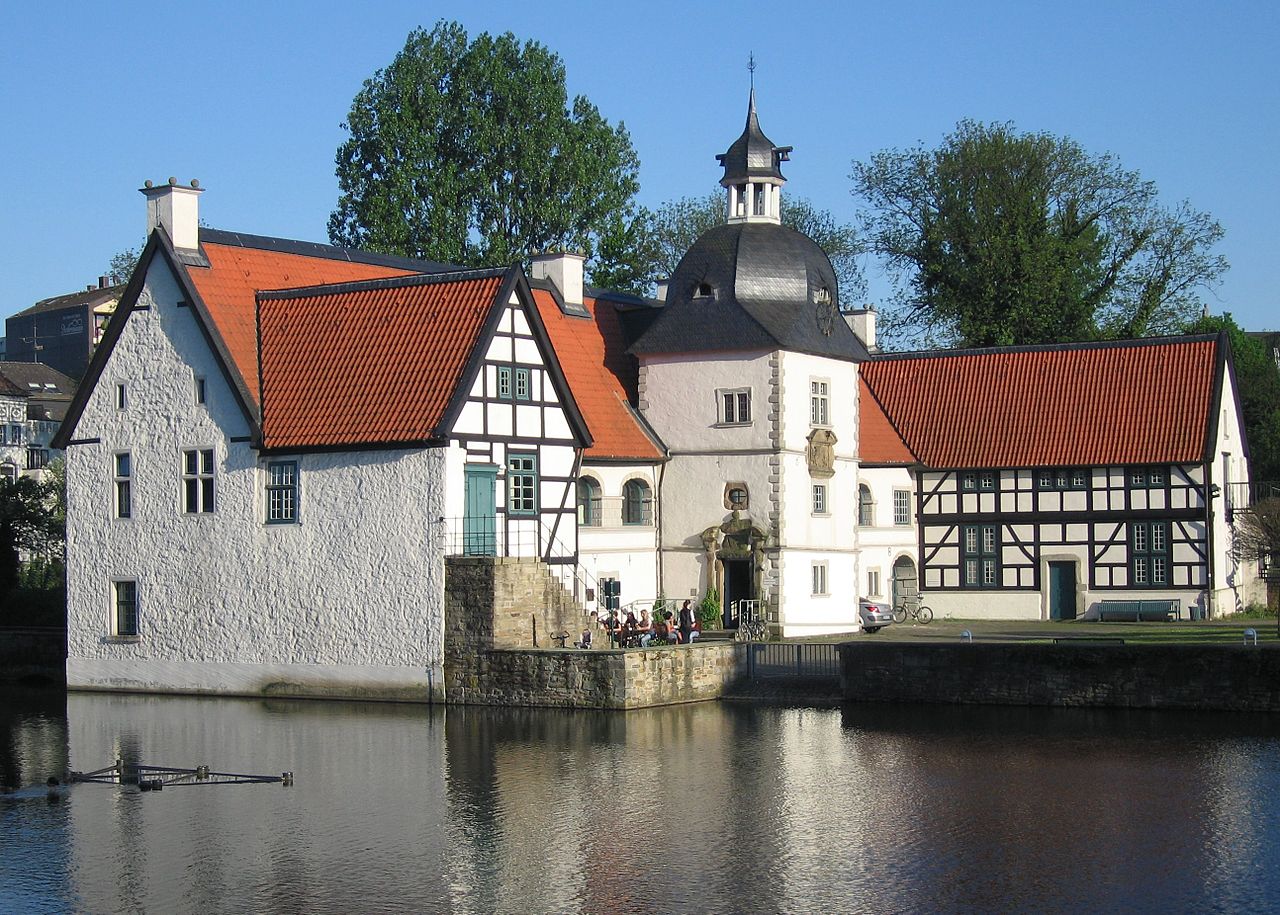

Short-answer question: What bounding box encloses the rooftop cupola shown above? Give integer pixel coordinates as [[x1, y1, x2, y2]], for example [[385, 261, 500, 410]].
[[716, 89, 791, 225]]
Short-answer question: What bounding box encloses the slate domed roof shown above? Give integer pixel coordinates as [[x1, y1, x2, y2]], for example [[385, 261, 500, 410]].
[[630, 221, 869, 361]]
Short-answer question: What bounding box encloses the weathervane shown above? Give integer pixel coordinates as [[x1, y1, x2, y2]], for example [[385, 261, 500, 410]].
[[748, 53, 756, 90]]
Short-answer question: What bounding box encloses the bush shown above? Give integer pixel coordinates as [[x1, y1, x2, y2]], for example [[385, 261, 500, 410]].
[[698, 587, 721, 628]]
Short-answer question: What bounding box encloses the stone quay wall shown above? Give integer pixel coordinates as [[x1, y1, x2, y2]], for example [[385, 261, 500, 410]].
[[839, 642, 1280, 712], [0, 627, 66, 684]]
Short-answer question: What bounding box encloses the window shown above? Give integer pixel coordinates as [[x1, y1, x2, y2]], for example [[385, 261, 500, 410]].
[[114, 452, 132, 519], [1072, 469, 1088, 488], [577, 477, 601, 527], [266, 461, 298, 524], [867, 568, 881, 597], [116, 383, 127, 411], [893, 489, 911, 526], [623, 479, 653, 526], [980, 472, 995, 490], [961, 472, 977, 491], [812, 483, 827, 515], [113, 580, 138, 637], [497, 366, 512, 399], [1038, 468, 1089, 490], [8, 425, 21, 446], [695, 282, 714, 298], [26, 448, 49, 470], [515, 367, 531, 401], [718, 388, 751, 425], [812, 562, 828, 596], [1131, 521, 1169, 585], [810, 380, 830, 427], [194, 376, 207, 405], [0, 462, 15, 484], [858, 484, 874, 526], [962, 524, 1000, 588], [508, 453, 537, 516], [182, 448, 215, 513], [725, 484, 749, 511]]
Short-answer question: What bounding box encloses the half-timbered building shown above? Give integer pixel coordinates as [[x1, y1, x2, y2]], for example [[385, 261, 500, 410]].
[[862, 336, 1254, 620]]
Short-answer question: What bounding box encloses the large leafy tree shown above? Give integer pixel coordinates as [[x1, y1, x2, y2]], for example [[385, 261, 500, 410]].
[[647, 191, 865, 302], [852, 120, 1227, 348], [0, 471, 63, 599], [329, 22, 645, 285]]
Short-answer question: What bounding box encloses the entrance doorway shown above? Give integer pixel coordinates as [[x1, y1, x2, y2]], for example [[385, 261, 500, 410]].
[[721, 559, 753, 628], [892, 556, 918, 610], [463, 465, 497, 556], [1048, 562, 1077, 620]]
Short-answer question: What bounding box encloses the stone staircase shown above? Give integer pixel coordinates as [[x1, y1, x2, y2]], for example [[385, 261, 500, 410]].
[[445, 556, 592, 653]]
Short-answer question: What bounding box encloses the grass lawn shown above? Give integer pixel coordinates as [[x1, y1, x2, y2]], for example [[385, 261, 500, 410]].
[[799, 615, 1280, 645]]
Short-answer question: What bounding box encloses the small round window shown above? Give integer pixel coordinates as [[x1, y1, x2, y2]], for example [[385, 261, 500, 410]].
[[724, 483, 749, 510]]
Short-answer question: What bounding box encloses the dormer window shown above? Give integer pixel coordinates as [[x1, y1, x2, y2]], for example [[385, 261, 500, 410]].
[[695, 282, 714, 298], [814, 287, 832, 306]]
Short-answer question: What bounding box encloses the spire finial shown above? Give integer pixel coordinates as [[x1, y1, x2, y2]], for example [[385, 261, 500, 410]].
[[747, 53, 756, 91]]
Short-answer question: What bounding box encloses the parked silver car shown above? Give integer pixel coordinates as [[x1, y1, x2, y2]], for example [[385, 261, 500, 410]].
[[859, 598, 894, 633]]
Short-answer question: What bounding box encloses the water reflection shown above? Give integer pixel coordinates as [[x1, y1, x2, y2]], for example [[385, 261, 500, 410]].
[[0, 688, 1276, 914]]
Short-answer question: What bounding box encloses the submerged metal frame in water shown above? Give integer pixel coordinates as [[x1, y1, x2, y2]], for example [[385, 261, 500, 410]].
[[69, 760, 293, 790]]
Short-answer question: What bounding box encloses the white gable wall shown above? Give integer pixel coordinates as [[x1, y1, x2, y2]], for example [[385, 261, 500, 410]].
[[64, 257, 446, 700], [1213, 362, 1262, 611]]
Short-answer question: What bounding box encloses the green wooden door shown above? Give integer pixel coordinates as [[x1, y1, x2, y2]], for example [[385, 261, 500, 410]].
[[463, 465, 498, 556], [1048, 562, 1076, 620]]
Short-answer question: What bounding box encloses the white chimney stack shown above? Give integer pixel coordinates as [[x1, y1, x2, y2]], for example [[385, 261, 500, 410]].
[[844, 304, 878, 351], [654, 278, 669, 302], [141, 177, 203, 251], [529, 252, 585, 307]]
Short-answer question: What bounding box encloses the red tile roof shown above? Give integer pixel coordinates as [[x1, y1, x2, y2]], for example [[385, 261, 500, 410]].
[[858, 376, 916, 465], [860, 337, 1220, 468], [258, 271, 507, 450], [531, 288, 665, 462], [189, 241, 419, 407]]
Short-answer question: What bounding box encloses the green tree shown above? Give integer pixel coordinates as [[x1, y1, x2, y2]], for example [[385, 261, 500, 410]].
[[648, 191, 865, 302], [106, 246, 141, 285], [852, 120, 1227, 348], [329, 21, 645, 286], [1183, 313, 1280, 483], [0, 473, 63, 598]]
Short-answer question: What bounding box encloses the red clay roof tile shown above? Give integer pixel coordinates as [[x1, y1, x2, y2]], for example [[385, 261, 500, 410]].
[[189, 242, 418, 408], [532, 288, 664, 462], [858, 376, 917, 465], [860, 337, 1219, 468], [258, 272, 505, 450]]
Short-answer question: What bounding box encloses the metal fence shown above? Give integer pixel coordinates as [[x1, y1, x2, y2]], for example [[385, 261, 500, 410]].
[[742, 641, 841, 681]]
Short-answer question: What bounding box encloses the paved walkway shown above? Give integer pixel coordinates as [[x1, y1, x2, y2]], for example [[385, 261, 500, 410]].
[[803, 617, 1278, 645]]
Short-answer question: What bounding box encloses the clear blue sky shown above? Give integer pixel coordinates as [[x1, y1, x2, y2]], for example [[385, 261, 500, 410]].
[[3, 1, 1277, 330]]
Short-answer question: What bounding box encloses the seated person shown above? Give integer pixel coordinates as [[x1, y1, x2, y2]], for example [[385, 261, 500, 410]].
[[637, 609, 654, 647], [622, 611, 640, 647], [663, 610, 680, 644]]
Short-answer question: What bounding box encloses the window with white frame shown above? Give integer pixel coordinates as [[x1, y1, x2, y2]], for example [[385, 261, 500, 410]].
[[1131, 521, 1169, 585], [963, 524, 1000, 587], [507, 453, 537, 515], [266, 461, 298, 524], [812, 483, 827, 515], [114, 452, 132, 519], [867, 568, 881, 597], [622, 479, 653, 526], [182, 448, 215, 513], [812, 562, 829, 596], [893, 489, 911, 526], [858, 484, 874, 526], [113, 579, 138, 637], [497, 366, 512, 400], [515, 367, 531, 401], [810, 379, 830, 427], [717, 388, 751, 425]]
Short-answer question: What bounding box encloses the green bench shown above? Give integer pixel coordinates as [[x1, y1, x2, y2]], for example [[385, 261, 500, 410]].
[[1097, 600, 1180, 622]]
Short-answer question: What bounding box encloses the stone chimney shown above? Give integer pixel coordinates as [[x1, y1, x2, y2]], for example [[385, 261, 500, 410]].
[[844, 305, 877, 351], [140, 177, 203, 251], [529, 252, 585, 307]]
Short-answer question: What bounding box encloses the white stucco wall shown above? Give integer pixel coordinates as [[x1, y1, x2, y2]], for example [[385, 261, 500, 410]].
[[576, 462, 660, 611], [857, 465, 918, 606], [63, 258, 446, 699], [1211, 363, 1262, 612]]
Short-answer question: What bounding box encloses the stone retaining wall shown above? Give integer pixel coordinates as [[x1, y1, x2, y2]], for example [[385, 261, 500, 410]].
[[839, 642, 1280, 712]]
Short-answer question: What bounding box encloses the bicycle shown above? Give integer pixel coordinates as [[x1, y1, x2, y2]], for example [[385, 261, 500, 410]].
[[892, 602, 933, 625]]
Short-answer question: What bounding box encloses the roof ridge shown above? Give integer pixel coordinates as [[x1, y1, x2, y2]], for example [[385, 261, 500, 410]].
[[871, 333, 1219, 362], [200, 228, 460, 274], [255, 266, 513, 302]]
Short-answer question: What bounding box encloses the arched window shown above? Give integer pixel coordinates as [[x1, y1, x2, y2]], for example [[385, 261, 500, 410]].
[[577, 477, 601, 527], [0, 462, 17, 486], [622, 479, 653, 526], [858, 484, 875, 527]]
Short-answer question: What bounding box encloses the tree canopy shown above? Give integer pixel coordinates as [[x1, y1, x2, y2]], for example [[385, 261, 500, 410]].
[[329, 21, 646, 285], [852, 120, 1228, 349], [645, 191, 865, 303]]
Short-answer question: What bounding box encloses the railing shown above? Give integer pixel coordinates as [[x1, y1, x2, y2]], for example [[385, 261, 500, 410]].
[[742, 642, 841, 681], [1226, 481, 1280, 514]]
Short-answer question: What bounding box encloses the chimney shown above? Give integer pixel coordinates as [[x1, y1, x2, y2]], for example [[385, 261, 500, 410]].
[[844, 304, 878, 351], [654, 278, 669, 302], [140, 177, 203, 251], [98, 275, 110, 289], [529, 252, 585, 307]]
